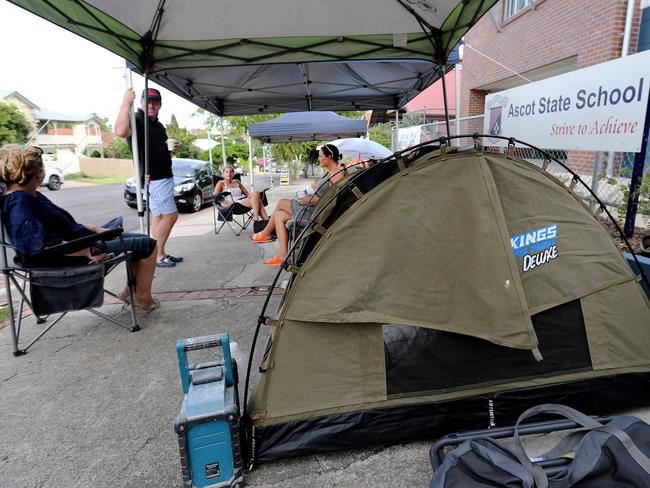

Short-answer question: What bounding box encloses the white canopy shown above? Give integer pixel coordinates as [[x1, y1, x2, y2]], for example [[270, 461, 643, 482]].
[[9, 0, 494, 114]]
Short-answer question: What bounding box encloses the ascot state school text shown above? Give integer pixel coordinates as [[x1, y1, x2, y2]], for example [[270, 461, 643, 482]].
[[507, 77, 645, 118]]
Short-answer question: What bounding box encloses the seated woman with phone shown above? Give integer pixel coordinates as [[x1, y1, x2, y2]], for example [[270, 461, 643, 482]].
[[249, 144, 345, 265], [213, 165, 269, 222]]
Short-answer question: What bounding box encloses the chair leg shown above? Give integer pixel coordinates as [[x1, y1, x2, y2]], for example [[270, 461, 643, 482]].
[[124, 259, 140, 332], [213, 205, 233, 235], [3, 271, 21, 356]]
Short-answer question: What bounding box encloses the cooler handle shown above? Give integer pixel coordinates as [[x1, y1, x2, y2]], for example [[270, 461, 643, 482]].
[[176, 333, 233, 393]]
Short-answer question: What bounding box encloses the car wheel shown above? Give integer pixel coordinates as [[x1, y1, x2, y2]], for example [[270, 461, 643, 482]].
[[47, 175, 61, 191], [190, 192, 202, 213], [127, 202, 137, 209]]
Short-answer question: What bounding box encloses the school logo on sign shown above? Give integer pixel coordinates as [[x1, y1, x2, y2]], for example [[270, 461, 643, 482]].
[[486, 95, 509, 142]]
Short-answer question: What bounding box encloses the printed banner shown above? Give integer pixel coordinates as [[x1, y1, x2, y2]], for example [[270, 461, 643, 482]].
[[397, 125, 422, 150], [483, 50, 650, 152]]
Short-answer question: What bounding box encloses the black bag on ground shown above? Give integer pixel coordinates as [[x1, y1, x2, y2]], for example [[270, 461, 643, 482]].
[[29, 264, 105, 315], [253, 219, 269, 234], [430, 404, 650, 488]]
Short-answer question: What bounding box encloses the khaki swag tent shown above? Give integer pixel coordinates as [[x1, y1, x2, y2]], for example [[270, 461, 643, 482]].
[[246, 142, 650, 462]]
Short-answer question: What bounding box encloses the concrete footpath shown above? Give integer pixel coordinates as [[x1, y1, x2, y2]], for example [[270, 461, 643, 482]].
[[1, 177, 649, 487]]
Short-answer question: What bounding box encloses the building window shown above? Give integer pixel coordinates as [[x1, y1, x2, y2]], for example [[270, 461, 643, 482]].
[[505, 0, 533, 19]]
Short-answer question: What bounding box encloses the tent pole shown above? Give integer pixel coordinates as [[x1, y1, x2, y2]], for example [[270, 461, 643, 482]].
[[392, 109, 399, 151], [454, 64, 461, 144], [207, 130, 213, 166], [143, 74, 151, 235], [624, 91, 650, 237], [248, 133, 255, 189], [125, 66, 145, 234], [220, 117, 227, 167], [439, 63, 451, 138]]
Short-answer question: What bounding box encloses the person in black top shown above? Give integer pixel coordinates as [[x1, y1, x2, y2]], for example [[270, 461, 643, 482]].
[[115, 87, 183, 268]]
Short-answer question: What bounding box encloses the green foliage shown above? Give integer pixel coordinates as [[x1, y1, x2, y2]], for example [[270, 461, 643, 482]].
[[226, 142, 250, 166], [109, 136, 132, 159], [0, 101, 32, 145], [165, 119, 200, 159], [270, 141, 319, 178], [597, 171, 650, 216], [369, 123, 392, 150], [225, 114, 277, 136], [91, 112, 112, 132]]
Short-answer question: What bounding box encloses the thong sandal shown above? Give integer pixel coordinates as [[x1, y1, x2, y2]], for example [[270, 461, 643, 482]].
[[135, 298, 160, 311], [250, 232, 275, 243]]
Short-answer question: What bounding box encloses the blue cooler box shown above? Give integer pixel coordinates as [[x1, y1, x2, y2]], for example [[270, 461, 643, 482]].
[[174, 333, 244, 488]]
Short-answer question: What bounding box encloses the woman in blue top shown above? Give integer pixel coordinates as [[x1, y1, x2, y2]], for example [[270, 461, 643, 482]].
[[0, 144, 160, 310]]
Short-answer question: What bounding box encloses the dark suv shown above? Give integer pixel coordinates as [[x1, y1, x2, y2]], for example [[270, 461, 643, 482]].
[[124, 158, 217, 213]]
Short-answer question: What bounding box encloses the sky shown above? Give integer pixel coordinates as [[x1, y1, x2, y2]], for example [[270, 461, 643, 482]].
[[0, 1, 205, 130]]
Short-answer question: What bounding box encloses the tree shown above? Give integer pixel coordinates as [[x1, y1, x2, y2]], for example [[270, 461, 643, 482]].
[[0, 101, 32, 145], [91, 112, 112, 132], [165, 116, 199, 159], [109, 136, 132, 159], [225, 114, 277, 135], [369, 123, 392, 150]]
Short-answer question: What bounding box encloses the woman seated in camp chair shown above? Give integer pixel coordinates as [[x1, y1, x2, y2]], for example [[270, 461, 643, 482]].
[[213, 165, 268, 221], [250, 143, 345, 265], [0, 144, 160, 310]]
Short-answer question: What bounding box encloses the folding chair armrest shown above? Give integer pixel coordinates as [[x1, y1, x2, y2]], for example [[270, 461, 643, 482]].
[[213, 191, 232, 204], [40, 227, 124, 256]]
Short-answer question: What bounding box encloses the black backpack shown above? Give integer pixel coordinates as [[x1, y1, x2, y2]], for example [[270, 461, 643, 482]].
[[430, 404, 650, 487]]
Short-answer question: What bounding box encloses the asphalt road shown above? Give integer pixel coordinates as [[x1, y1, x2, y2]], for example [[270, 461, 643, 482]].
[[44, 173, 280, 233]]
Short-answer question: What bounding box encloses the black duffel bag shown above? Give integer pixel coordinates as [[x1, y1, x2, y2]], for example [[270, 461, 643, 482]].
[[430, 404, 650, 488]]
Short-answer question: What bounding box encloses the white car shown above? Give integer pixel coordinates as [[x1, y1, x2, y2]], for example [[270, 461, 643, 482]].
[[42, 167, 65, 191]]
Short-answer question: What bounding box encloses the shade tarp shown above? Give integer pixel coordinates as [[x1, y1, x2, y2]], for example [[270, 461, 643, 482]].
[[9, 0, 491, 114], [248, 112, 368, 143]]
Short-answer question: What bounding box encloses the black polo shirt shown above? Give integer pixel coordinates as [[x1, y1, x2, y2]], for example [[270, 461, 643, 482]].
[[128, 108, 173, 184]]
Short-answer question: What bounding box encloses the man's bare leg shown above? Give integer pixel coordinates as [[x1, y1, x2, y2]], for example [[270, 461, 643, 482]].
[[151, 212, 178, 261]]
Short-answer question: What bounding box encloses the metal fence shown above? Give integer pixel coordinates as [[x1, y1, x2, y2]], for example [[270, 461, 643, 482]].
[[397, 114, 649, 228]]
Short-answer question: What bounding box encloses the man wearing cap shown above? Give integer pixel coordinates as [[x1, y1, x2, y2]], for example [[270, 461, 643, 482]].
[[115, 87, 183, 268]]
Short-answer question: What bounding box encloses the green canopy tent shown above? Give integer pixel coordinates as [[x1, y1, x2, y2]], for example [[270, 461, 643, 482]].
[[248, 140, 650, 461]]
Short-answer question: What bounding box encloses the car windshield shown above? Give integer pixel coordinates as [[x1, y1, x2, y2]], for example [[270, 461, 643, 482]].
[[172, 161, 200, 178]]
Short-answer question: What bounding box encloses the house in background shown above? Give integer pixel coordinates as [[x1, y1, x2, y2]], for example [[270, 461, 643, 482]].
[[460, 0, 648, 174], [1, 90, 104, 173]]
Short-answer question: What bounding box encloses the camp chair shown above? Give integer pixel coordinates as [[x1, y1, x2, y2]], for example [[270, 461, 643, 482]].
[[212, 174, 269, 236], [0, 222, 139, 356]]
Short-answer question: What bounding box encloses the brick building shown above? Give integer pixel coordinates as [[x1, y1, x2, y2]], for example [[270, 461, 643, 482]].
[[461, 0, 648, 173]]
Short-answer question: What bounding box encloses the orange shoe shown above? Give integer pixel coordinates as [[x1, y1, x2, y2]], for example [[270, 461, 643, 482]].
[[264, 255, 283, 266], [250, 232, 275, 243]]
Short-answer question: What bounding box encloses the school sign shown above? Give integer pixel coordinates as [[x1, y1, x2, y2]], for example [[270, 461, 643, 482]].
[[484, 50, 650, 152]]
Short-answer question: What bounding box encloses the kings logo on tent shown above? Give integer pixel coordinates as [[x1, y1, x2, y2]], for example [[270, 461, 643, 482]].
[[511, 224, 559, 273]]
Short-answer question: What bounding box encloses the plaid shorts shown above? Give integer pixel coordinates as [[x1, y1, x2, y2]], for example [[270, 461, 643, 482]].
[[147, 178, 177, 216]]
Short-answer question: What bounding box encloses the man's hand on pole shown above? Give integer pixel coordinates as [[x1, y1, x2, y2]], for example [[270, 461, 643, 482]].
[[115, 88, 136, 138]]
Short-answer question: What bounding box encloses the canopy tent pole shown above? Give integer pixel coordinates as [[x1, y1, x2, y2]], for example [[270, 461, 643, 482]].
[[143, 74, 151, 235], [248, 133, 255, 189], [207, 131, 213, 165], [392, 109, 400, 151], [220, 117, 227, 167], [454, 64, 461, 144], [624, 90, 650, 237], [125, 67, 145, 234], [439, 63, 451, 138]]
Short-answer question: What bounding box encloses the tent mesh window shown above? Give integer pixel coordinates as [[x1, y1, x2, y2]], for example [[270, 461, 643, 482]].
[[384, 300, 592, 395]]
